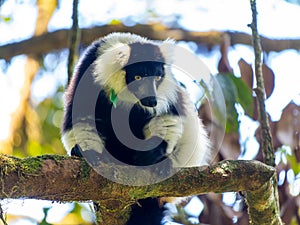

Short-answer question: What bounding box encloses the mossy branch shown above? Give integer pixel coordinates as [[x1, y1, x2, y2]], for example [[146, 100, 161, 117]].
[[0, 154, 279, 225]]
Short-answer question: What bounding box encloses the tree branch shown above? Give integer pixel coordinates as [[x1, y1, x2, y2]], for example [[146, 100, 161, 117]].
[[0, 24, 300, 61], [0, 154, 279, 225], [249, 0, 275, 167], [248, 1, 282, 224]]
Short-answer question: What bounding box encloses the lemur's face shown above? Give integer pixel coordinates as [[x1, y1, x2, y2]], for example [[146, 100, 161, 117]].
[[124, 61, 165, 107]]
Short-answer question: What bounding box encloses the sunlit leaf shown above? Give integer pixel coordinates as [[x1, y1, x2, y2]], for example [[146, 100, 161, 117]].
[[228, 73, 254, 117], [27, 140, 43, 156], [40, 207, 52, 225], [109, 19, 121, 25], [3, 16, 12, 22], [213, 73, 254, 133], [201, 78, 227, 131], [287, 153, 300, 174], [215, 74, 239, 133]]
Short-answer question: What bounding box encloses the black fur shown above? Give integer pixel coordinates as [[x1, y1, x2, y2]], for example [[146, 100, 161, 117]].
[[62, 36, 184, 225], [126, 198, 165, 225], [126, 42, 165, 65], [93, 89, 170, 166], [62, 39, 103, 133], [62, 39, 177, 166]]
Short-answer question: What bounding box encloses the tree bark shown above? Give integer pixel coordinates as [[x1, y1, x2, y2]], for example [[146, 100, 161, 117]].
[[248, 1, 282, 224], [0, 154, 279, 225]]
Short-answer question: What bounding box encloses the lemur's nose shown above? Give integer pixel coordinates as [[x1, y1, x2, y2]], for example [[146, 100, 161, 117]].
[[140, 96, 157, 107]]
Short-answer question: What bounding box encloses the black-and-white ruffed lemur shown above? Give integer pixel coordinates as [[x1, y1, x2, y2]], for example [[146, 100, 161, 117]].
[[61, 32, 210, 225]]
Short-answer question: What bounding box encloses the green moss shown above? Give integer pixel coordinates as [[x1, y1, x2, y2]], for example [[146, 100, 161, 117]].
[[0, 155, 21, 197], [79, 159, 91, 179], [128, 187, 147, 199], [21, 157, 43, 174], [0, 155, 20, 177], [38, 154, 70, 163], [21, 155, 69, 175]]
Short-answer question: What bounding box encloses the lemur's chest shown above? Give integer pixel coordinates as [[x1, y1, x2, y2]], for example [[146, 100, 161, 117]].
[[95, 94, 152, 140]]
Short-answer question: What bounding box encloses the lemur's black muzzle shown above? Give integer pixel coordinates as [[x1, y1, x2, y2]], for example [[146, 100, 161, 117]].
[[140, 96, 157, 107], [132, 77, 158, 108]]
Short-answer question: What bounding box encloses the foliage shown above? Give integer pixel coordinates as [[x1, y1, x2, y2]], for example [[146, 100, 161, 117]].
[[13, 87, 65, 158], [213, 73, 253, 133]]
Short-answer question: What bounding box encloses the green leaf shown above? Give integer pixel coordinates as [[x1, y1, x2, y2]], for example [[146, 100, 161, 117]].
[[40, 207, 52, 225], [109, 19, 121, 25], [3, 17, 11, 22], [213, 73, 254, 133], [287, 153, 300, 175], [109, 88, 118, 108], [0, 16, 12, 22], [215, 74, 239, 133], [200, 79, 225, 130], [226, 73, 254, 117]]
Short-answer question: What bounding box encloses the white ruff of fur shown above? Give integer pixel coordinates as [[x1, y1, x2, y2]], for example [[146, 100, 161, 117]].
[[170, 90, 210, 167], [90, 33, 211, 167], [93, 32, 178, 115]]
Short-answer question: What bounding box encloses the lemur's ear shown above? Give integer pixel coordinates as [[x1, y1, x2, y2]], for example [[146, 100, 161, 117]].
[[114, 44, 131, 67], [105, 43, 130, 68], [159, 39, 175, 65], [94, 43, 130, 84]]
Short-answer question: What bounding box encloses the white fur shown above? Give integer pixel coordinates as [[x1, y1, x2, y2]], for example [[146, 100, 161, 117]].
[[143, 88, 210, 167], [64, 33, 211, 219], [170, 91, 210, 167], [155, 67, 178, 114], [143, 115, 183, 155], [159, 40, 175, 65], [61, 129, 76, 153], [93, 33, 147, 91], [87, 33, 210, 167], [93, 33, 176, 100], [62, 121, 104, 154]]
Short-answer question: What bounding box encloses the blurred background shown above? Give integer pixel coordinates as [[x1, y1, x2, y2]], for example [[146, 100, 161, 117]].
[[0, 0, 299, 224]]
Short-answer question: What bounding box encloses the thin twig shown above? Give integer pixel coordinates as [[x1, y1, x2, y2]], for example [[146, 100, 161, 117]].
[[249, 0, 275, 167], [67, 0, 81, 85], [248, 1, 283, 224], [0, 203, 8, 225]]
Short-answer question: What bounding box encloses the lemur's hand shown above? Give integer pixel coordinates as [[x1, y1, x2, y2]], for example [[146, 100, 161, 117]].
[[71, 144, 108, 166], [132, 136, 167, 166], [144, 115, 183, 154]]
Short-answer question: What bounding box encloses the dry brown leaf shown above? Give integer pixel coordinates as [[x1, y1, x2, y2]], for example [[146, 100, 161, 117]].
[[277, 102, 300, 148], [238, 58, 253, 89], [262, 63, 275, 98], [218, 34, 233, 74], [219, 132, 241, 159]]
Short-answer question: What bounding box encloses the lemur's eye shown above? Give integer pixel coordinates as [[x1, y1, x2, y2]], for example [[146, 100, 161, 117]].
[[134, 75, 142, 81], [155, 76, 162, 81]]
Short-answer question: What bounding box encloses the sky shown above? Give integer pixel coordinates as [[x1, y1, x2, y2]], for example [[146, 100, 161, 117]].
[[0, 0, 300, 223]]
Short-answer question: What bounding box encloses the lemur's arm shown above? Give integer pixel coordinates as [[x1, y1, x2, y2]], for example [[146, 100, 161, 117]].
[[62, 115, 105, 166], [143, 115, 183, 155]]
